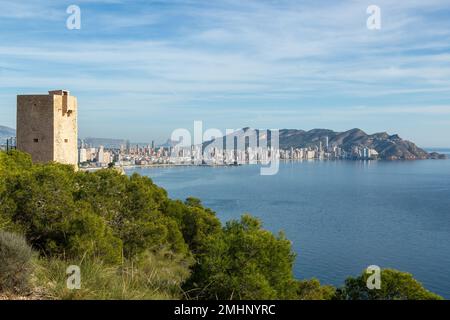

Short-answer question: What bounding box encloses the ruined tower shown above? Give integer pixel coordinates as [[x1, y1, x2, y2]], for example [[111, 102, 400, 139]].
[[16, 90, 78, 166]]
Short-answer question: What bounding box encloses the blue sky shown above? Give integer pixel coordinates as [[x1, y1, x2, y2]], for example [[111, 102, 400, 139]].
[[0, 0, 450, 146]]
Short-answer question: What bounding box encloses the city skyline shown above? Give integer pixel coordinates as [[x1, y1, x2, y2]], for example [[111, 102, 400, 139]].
[[1, 0, 450, 147]]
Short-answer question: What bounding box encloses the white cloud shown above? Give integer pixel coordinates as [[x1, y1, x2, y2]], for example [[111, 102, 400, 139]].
[[0, 0, 449, 143]]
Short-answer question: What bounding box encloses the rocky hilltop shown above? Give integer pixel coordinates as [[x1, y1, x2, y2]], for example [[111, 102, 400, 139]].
[[278, 128, 438, 160]]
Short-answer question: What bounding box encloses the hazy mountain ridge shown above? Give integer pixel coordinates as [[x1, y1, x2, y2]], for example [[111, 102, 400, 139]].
[[82, 137, 128, 148], [0, 125, 15, 144]]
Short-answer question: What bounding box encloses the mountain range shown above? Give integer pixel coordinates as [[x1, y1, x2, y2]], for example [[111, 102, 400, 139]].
[[1, 124, 446, 159], [205, 128, 446, 160], [278, 128, 430, 160]]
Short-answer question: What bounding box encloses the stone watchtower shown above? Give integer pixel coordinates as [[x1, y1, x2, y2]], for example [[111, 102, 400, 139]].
[[16, 90, 78, 166]]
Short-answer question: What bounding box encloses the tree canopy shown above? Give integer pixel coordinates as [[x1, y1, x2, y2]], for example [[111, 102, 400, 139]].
[[335, 268, 443, 300]]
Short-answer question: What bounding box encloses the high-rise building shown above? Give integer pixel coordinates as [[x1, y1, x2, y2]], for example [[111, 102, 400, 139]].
[[97, 145, 105, 163], [16, 90, 78, 166], [78, 148, 87, 163]]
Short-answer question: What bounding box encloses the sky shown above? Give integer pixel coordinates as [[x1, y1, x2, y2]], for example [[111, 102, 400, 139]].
[[0, 0, 450, 147]]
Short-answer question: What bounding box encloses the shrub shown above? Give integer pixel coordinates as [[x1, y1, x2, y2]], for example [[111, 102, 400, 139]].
[[335, 268, 443, 300], [2, 164, 123, 263], [186, 214, 297, 300], [0, 150, 32, 173], [0, 231, 34, 294], [163, 198, 222, 254], [74, 170, 189, 259], [295, 279, 336, 300]]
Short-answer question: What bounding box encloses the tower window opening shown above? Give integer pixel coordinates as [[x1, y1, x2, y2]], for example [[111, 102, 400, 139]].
[[33, 138, 39, 143]]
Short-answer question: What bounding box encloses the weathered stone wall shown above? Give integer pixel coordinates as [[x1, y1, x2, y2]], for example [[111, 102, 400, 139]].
[[53, 94, 78, 166], [16, 95, 54, 163], [16, 91, 78, 167]]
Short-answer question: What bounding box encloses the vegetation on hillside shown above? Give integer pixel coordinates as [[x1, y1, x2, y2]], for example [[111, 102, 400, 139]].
[[335, 269, 442, 300], [0, 150, 443, 300]]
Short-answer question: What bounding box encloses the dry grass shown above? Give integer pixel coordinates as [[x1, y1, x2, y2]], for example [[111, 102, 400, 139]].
[[31, 249, 193, 300]]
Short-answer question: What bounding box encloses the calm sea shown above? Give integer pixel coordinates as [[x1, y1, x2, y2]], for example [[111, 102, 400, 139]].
[[126, 156, 450, 298]]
